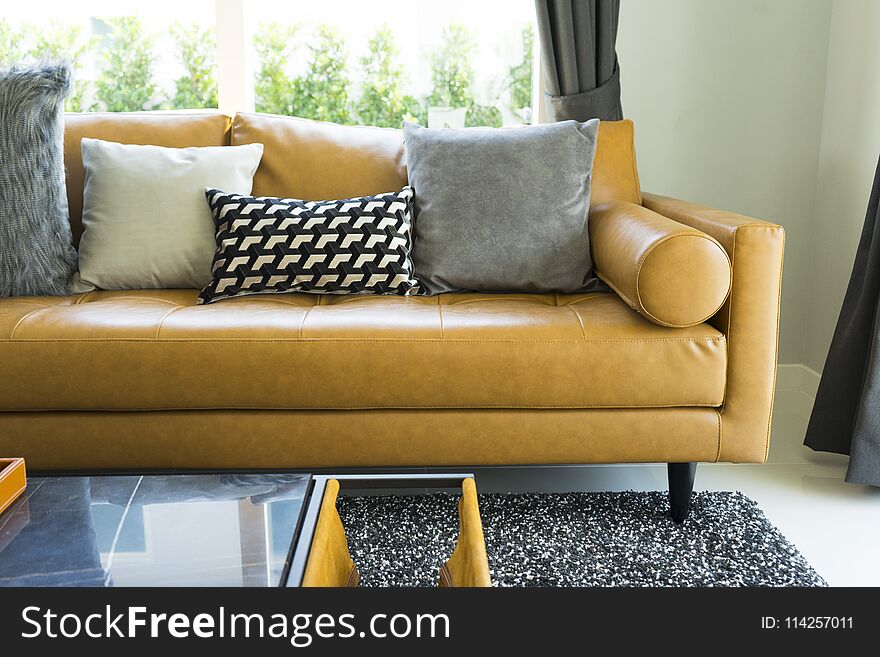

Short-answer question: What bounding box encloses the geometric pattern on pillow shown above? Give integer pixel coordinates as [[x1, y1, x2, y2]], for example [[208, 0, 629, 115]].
[[198, 186, 422, 304]]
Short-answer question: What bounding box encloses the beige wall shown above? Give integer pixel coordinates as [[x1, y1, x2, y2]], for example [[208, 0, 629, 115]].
[[803, 0, 880, 371], [617, 0, 832, 363]]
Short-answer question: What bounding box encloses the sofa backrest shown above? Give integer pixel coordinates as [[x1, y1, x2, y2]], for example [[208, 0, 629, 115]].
[[63, 111, 231, 245], [232, 112, 408, 202], [231, 112, 642, 207], [63, 111, 641, 246]]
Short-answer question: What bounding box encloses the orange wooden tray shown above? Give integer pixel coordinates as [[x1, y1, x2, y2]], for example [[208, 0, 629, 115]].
[[0, 458, 27, 516]]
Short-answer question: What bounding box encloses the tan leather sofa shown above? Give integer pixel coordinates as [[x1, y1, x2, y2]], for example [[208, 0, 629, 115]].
[[0, 111, 784, 517]]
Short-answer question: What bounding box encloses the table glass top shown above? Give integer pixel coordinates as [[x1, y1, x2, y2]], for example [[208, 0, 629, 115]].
[[0, 473, 310, 587]]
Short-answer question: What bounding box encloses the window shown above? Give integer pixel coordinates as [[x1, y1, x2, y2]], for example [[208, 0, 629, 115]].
[[0, 0, 536, 127], [0, 0, 217, 112], [251, 0, 536, 127]]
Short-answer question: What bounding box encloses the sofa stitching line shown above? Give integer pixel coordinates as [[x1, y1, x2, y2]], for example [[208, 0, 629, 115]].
[[764, 227, 785, 461], [439, 296, 558, 306], [714, 408, 722, 462], [1, 337, 726, 344], [130, 297, 181, 305], [9, 306, 58, 340], [565, 305, 587, 339], [558, 293, 605, 307], [298, 300, 318, 339], [629, 122, 643, 205], [436, 296, 444, 339], [91, 296, 181, 306], [720, 337, 729, 402], [718, 226, 738, 457], [155, 306, 183, 340], [634, 232, 730, 328], [228, 298, 314, 308], [8, 403, 725, 411]]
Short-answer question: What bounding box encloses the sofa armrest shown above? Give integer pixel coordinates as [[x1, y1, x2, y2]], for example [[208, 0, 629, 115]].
[[642, 193, 785, 462], [590, 200, 731, 328]]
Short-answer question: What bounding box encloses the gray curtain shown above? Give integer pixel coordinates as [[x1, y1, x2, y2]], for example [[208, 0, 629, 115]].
[[804, 155, 880, 487], [534, 0, 623, 122]]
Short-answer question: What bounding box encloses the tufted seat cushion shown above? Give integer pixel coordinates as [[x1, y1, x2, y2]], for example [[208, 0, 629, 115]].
[[0, 291, 726, 411]]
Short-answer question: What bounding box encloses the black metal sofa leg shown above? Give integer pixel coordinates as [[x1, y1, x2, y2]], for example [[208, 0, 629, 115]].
[[667, 462, 697, 523]]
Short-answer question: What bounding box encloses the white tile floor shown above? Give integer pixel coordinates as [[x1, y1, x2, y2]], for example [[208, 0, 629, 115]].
[[465, 378, 880, 586]]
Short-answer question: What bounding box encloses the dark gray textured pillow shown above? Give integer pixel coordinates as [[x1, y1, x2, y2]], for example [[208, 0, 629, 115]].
[[0, 64, 77, 296], [404, 119, 601, 294]]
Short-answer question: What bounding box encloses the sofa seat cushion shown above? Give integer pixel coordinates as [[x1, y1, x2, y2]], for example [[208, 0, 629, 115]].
[[0, 291, 726, 411]]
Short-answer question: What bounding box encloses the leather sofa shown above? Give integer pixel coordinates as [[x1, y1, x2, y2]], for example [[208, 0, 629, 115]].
[[0, 111, 784, 518]]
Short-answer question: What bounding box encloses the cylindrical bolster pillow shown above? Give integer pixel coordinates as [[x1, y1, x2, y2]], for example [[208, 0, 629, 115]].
[[590, 201, 732, 327]]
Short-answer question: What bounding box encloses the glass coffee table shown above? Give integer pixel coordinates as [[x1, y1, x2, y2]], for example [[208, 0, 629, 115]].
[[0, 473, 312, 587], [0, 472, 475, 587]]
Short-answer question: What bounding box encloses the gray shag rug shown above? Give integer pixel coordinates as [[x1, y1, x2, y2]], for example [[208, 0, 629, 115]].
[[336, 491, 826, 587]]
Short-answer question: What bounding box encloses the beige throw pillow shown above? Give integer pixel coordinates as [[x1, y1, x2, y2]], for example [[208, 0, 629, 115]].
[[77, 139, 264, 289]]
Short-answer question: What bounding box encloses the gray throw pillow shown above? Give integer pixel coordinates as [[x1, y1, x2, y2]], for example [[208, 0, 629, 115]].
[[77, 139, 264, 290], [0, 64, 77, 296], [403, 119, 601, 294]]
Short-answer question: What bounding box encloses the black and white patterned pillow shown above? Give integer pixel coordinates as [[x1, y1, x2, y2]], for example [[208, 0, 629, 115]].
[[198, 187, 422, 304]]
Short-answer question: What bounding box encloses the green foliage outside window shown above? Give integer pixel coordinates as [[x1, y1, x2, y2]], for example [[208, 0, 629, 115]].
[[168, 23, 218, 110], [95, 17, 159, 112], [252, 20, 524, 128], [0, 19, 93, 111], [425, 23, 474, 110], [254, 22, 298, 115], [255, 24, 356, 124], [2, 16, 532, 126], [30, 23, 94, 111], [255, 24, 353, 124], [0, 19, 27, 66], [355, 24, 421, 127], [290, 25, 352, 124], [425, 22, 501, 128], [1, 17, 217, 112]]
